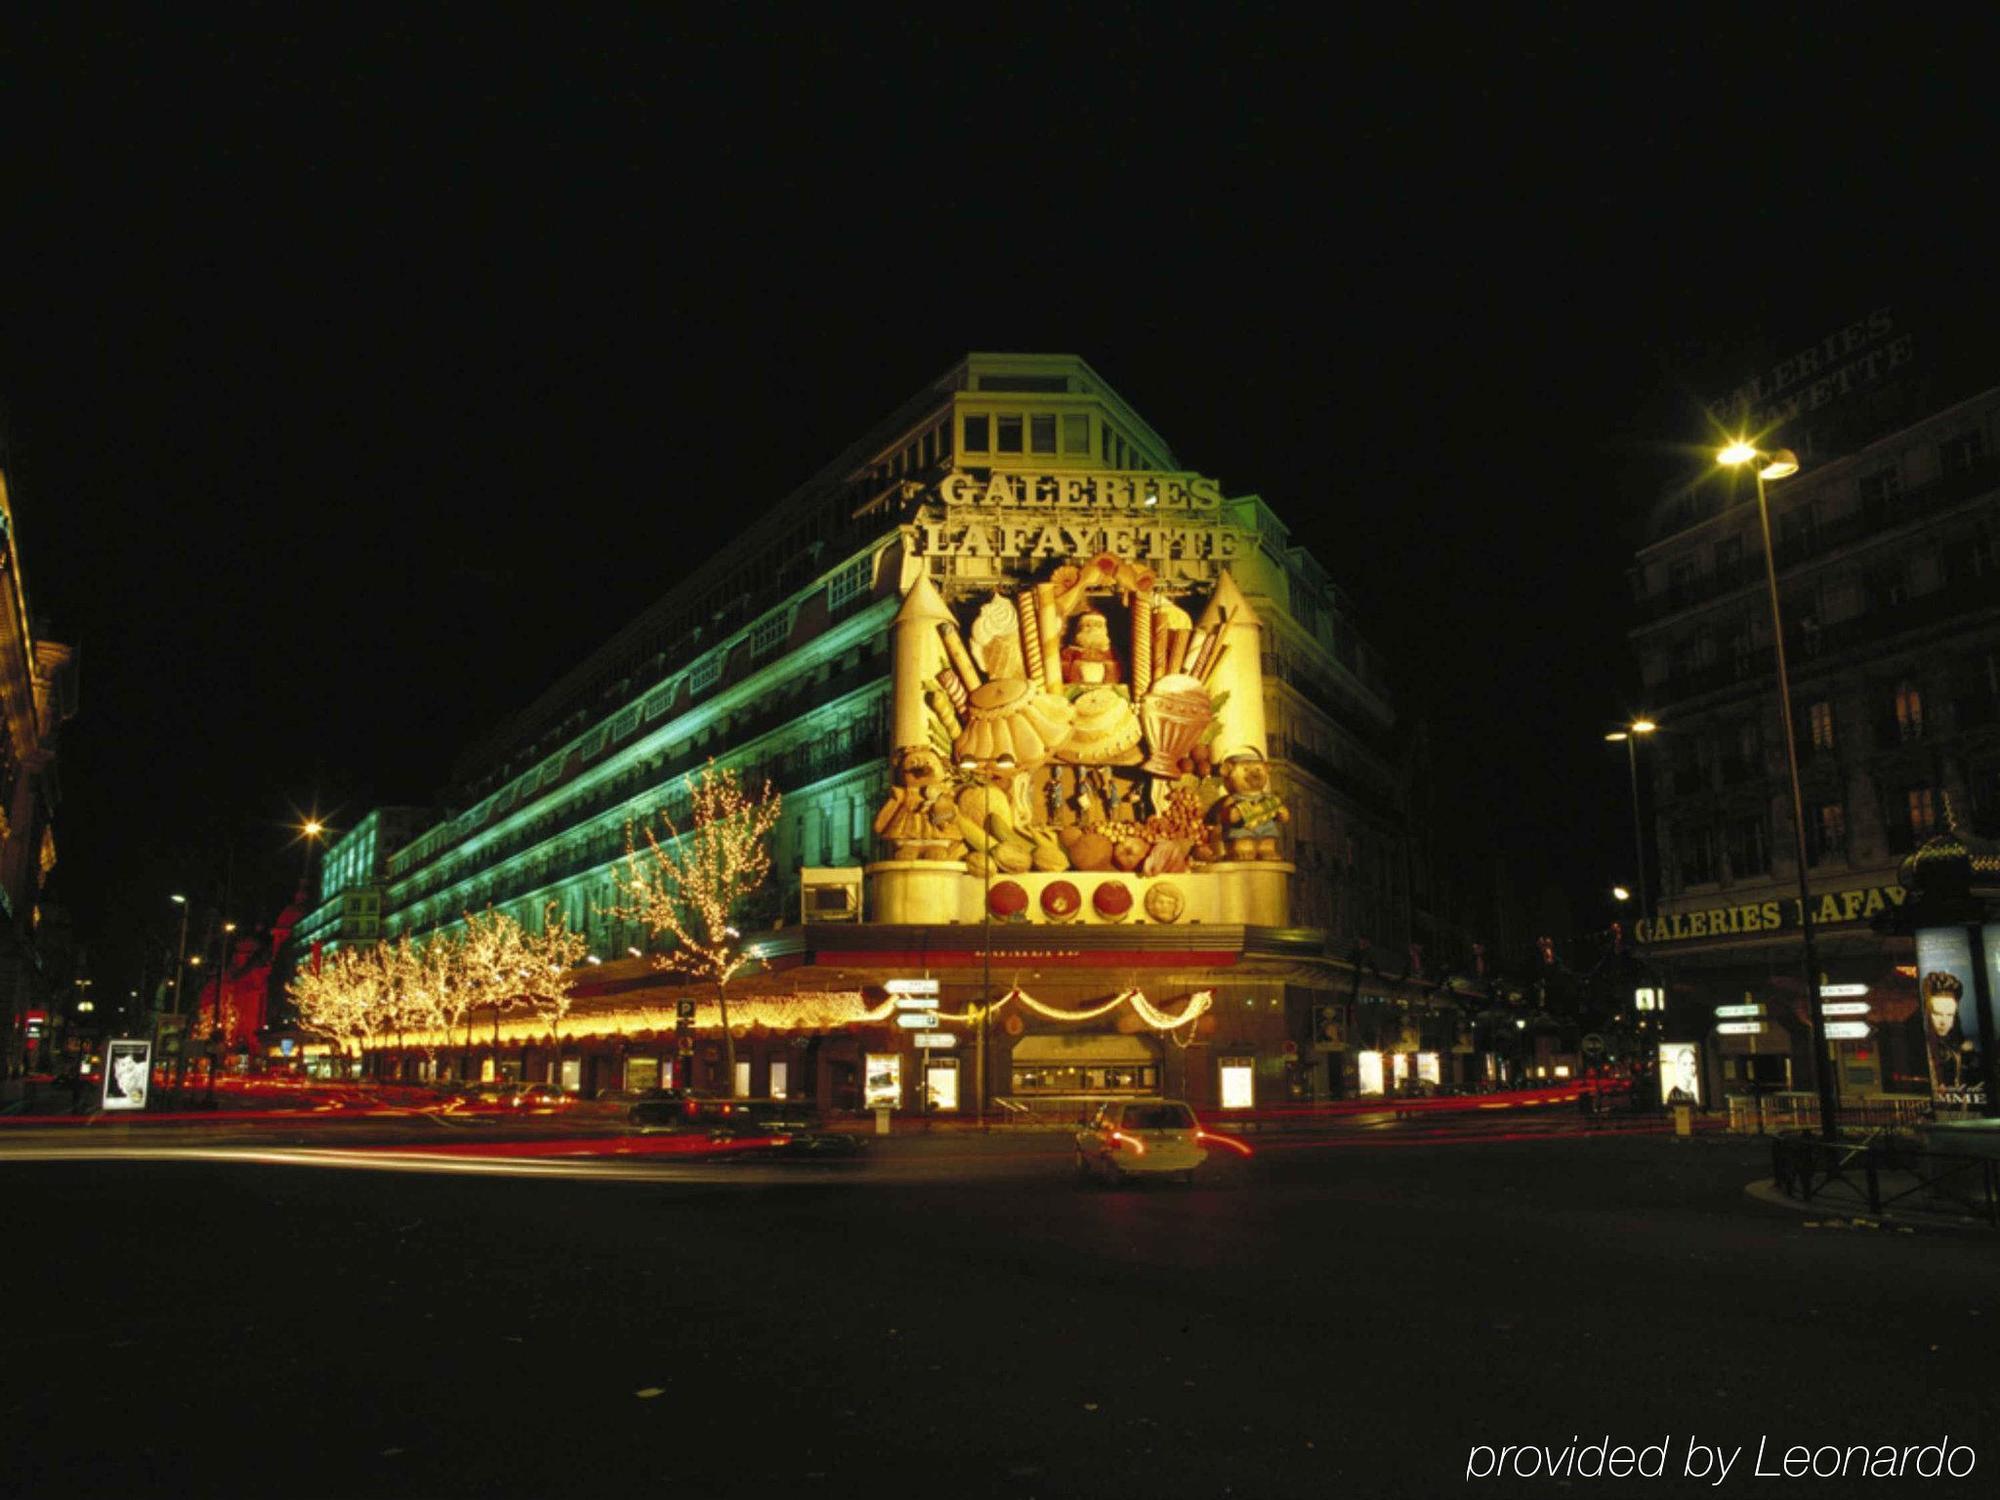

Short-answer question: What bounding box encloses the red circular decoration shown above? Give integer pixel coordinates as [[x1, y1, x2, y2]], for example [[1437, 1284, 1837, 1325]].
[[1004, 1013, 1025, 1037], [1041, 880, 1082, 920], [1092, 881, 1133, 920], [989, 880, 1029, 920]]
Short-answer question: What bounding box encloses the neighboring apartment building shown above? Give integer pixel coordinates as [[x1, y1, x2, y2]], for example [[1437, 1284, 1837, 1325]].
[[0, 470, 78, 1098], [1627, 367, 1999, 1104], [313, 355, 1461, 1105]]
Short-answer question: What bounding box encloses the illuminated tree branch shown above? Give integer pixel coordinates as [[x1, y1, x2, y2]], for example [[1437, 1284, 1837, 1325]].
[[612, 762, 782, 1090]]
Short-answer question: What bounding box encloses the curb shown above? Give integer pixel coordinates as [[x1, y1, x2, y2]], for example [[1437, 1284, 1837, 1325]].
[[1744, 1177, 1996, 1234]]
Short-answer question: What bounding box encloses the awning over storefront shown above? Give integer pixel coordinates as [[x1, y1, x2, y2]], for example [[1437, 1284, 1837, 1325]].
[[1011, 1033, 1157, 1064]]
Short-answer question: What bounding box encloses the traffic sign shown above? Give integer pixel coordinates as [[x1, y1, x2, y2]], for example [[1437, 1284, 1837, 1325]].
[[676, 1000, 697, 1021], [912, 1032, 957, 1048], [1819, 1001, 1870, 1017], [1716, 1021, 1767, 1035], [1715, 1003, 1765, 1019], [1581, 1033, 1606, 1056], [1818, 983, 1869, 998], [896, 1011, 939, 1029], [886, 978, 940, 997], [1824, 1021, 1871, 1040]]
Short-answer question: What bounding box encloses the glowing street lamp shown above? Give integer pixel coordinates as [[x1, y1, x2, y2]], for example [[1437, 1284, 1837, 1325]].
[[1718, 440, 1836, 1139]]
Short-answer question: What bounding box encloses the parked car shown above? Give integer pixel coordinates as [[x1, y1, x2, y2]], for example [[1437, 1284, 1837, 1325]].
[[1075, 1099, 1207, 1185]]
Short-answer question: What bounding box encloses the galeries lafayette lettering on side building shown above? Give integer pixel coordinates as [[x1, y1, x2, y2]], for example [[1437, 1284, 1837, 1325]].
[[1635, 883, 1906, 945]]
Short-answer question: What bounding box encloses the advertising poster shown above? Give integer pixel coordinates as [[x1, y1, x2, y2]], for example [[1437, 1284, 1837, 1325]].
[[102, 1039, 153, 1112], [863, 1052, 901, 1109], [1658, 1041, 1701, 1105], [1916, 926, 1987, 1110]]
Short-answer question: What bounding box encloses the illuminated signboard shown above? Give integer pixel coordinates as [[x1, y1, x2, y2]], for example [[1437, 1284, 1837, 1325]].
[[1658, 1042, 1702, 1104], [1637, 885, 1906, 946], [1715, 1021, 1768, 1036], [102, 1039, 152, 1112], [885, 979, 940, 997], [1915, 926, 1991, 1109], [1819, 1002, 1870, 1018], [1824, 1021, 1871, 1040], [1818, 984, 1870, 998], [1715, 1004, 1765, 1019], [863, 1053, 901, 1109]]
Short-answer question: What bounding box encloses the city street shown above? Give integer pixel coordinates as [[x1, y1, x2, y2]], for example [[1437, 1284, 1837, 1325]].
[[4, 1120, 1993, 1498]]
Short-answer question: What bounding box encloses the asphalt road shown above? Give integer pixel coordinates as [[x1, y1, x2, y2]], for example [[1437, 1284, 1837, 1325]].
[[3, 1126, 1993, 1499]]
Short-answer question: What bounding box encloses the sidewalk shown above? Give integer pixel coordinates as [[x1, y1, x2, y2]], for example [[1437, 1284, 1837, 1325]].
[[1746, 1173, 2000, 1233]]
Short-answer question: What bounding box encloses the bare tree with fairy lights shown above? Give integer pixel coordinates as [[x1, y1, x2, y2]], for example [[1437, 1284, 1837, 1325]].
[[612, 762, 782, 1093]]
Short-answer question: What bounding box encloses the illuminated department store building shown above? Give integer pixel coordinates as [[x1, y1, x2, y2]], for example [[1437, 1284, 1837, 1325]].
[[313, 354, 1465, 1110]]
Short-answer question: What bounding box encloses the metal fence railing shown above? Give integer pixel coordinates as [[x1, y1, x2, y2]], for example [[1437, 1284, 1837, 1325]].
[[1770, 1133, 2000, 1227], [1737, 1092, 1935, 1134]]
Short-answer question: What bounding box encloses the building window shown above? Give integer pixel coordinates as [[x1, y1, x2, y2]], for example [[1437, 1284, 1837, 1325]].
[[1940, 428, 1988, 475], [1776, 502, 1819, 557], [1062, 413, 1090, 454], [690, 654, 722, 695], [1727, 816, 1770, 878], [1807, 700, 1835, 753], [962, 415, 989, 453], [1866, 561, 1910, 611], [996, 415, 1023, 453], [1678, 825, 1718, 887], [828, 553, 873, 611], [1906, 787, 1938, 846], [750, 609, 791, 658], [1857, 464, 1903, 506], [1030, 414, 1057, 454], [1706, 536, 1740, 587], [1894, 680, 1924, 741]]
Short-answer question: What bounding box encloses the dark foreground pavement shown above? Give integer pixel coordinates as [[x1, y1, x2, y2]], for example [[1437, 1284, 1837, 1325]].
[[3, 1129, 1993, 1499]]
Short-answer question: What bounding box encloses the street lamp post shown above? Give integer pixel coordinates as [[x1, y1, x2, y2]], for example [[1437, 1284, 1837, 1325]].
[[1719, 442, 1839, 1140], [1604, 720, 1657, 930], [169, 895, 191, 1016], [959, 751, 1017, 1132]]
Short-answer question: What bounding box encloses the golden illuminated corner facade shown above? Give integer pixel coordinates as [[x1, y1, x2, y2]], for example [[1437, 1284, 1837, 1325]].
[[869, 464, 1293, 927]]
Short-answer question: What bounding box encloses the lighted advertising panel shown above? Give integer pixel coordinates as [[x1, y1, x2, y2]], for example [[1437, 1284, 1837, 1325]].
[[1658, 1041, 1701, 1105], [1915, 926, 1990, 1109], [1356, 1051, 1385, 1097], [102, 1039, 152, 1112], [864, 1053, 902, 1109]]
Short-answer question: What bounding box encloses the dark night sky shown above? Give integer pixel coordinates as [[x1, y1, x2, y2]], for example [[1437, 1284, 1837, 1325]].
[[3, 12, 1995, 1006]]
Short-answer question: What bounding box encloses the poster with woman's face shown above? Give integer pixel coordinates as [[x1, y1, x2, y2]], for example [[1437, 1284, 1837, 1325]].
[[1917, 927, 1987, 1108], [102, 1039, 152, 1111], [1657, 1042, 1701, 1105]]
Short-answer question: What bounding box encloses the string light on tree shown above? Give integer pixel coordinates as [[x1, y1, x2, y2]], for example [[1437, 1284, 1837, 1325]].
[[612, 761, 783, 1092]]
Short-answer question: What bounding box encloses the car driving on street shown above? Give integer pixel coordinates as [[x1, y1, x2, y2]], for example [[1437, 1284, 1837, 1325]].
[[1075, 1098, 1208, 1185]]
